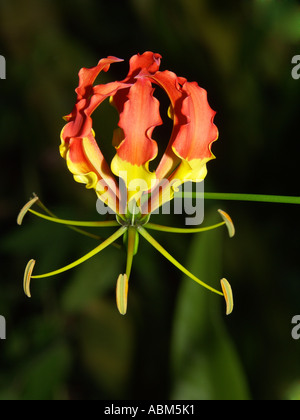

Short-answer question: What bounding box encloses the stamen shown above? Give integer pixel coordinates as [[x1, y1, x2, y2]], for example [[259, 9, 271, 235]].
[[220, 278, 234, 315], [30, 226, 127, 280], [23, 259, 36, 298], [145, 221, 225, 234], [115, 226, 138, 315], [116, 274, 129, 315], [17, 196, 39, 225], [137, 226, 223, 296], [27, 209, 119, 228], [218, 209, 235, 238], [18, 194, 120, 244]]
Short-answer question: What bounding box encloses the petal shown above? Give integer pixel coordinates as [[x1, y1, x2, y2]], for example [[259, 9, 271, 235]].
[[169, 81, 218, 184], [148, 70, 188, 180], [61, 129, 120, 213], [126, 51, 162, 80], [63, 81, 128, 140], [173, 82, 218, 160], [61, 57, 131, 212], [76, 56, 124, 100], [111, 51, 162, 116], [143, 79, 218, 213], [111, 78, 162, 200]]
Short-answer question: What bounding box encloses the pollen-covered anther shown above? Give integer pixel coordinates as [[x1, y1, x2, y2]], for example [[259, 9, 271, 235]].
[[116, 274, 129, 315], [218, 209, 235, 238], [17, 195, 39, 226], [23, 259, 36, 298], [220, 278, 234, 315]]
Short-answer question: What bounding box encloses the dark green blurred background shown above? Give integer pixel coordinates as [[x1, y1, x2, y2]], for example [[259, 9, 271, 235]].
[[1, 0, 300, 400]]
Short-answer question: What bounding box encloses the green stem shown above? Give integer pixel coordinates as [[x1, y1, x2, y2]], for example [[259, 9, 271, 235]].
[[145, 221, 225, 234], [137, 226, 223, 296], [32, 226, 127, 279], [175, 192, 300, 205]]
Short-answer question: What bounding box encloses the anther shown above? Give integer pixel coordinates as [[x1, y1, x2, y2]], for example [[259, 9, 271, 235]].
[[17, 196, 39, 225]]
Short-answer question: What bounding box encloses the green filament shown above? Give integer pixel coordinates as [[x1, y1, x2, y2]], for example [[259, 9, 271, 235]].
[[31, 226, 127, 279], [137, 226, 223, 296]]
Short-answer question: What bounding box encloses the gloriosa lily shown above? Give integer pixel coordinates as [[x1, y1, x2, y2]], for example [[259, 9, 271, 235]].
[[18, 52, 235, 316]]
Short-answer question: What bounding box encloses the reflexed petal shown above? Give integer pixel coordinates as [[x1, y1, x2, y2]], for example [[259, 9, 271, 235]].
[[169, 81, 218, 184], [76, 56, 124, 100], [149, 70, 187, 180], [111, 51, 162, 118], [126, 51, 162, 80], [61, 130, 120, 212], [111, 78, 162, 201], [60, 58, 130, 212], [147, 78, 218, 197], [143, 73, 218, 213], [63, 82, 127, 140]]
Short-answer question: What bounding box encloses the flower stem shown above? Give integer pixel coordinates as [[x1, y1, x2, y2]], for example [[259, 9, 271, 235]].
[[137, 226, 223, 296], [31, 226, 127, 279], [176, 192, 300, 205]]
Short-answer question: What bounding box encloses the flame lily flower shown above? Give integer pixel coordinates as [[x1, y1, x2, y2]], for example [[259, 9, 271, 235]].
[[18, 52, 234, 316]]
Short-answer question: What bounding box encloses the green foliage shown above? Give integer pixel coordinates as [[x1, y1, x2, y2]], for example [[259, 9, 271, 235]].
[[171, 211, 250, 400]]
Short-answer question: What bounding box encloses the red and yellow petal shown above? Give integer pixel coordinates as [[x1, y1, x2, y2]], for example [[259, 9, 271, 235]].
[[173, 82, 218, 161], [60, 57, 132, 212], [169, 81, 218, 184], [149, 70, 188, 180], [142, 78, 218, 213], [111, 78, 162, 202], [61, 52, 219, 215], [60, 129, 120, 212]]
